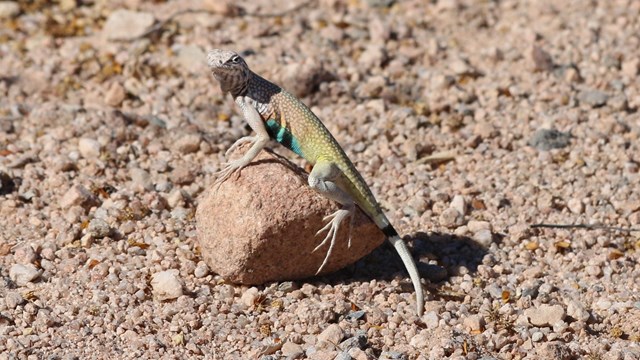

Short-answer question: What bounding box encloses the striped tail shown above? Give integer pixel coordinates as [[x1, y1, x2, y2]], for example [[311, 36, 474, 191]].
[[381, 223, 425, 316]]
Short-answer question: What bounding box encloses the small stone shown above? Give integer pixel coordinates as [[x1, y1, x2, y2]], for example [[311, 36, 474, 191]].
[[194, 263, 209, 278], [173, 134, 201, 154], [450, 58, 474, 75], [340, 331, 367, 351], [170, 165, 195, 185], [529, 129, 571, 151], [577, 89, 610, 108], [566, 300, 590, 321], [318, 324, 344, 345], [524, 304, 566, 327], [439, 207, 463, 228], [5, 291, 25, 309], [240, 287, 259, 307], [423, 311, 440, 329], [279, 59, 334, 98], [463, 314, 485, 332], [468, 221, 491, 233], [9, 264, 42, 286], [105, 82, 126, 107], [531, 331, 544, 342], [607, 94, 628, 111], [13, 244, 37, 264], [473, 229, 494, 247], [150, 270, 184, 301], [78, 138, 101, 159], [102, 10, 155, 40], [0, 1, 20, 19], [60, 185, 98, 209], [87, 218, 111, 238], [567, 198, 584, 214], [531, 45, 554, 72], [281, 341, 303, 357], [536, 342, 572, 360], [130, 168, 153, 191], [450, 195, 467, 216]]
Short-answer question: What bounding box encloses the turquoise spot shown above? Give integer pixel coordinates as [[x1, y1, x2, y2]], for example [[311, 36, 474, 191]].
[[265, 119, 303, 157]]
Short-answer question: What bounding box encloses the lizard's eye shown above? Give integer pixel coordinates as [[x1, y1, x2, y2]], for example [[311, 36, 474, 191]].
[[229, 55, 240, 64]]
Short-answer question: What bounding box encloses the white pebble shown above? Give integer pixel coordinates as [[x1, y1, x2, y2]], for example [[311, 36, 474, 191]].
[[78, 138, 102, 159], [150, 270, 184, 301], [9, 264, 42, 286]]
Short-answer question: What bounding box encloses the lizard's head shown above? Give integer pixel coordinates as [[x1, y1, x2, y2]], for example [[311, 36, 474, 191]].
[[207, 49, 250, 95]]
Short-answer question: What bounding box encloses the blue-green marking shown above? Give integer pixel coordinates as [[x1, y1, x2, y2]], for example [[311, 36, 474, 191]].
[[265, 119, 303, 157]]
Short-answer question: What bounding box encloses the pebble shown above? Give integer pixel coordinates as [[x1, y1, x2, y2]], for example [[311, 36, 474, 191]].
[[529, 129, 572, 150], [281, 341, 304, 357], [194, 262, 209, 278], [9, 264, 42, 286], [130, 168, 153, 191], [0, 1, 20, 19], [177, 45, 206, 74], [102, 10, 155, 40], [60, 185, 97, 209], [88, 218, 111, 238], [463, 314, 485, 332], [423, 311, 440, 329], [531, 331, 544, 342], [567, 198, 584, 214], [473, 229, 494, 247], [467, 220, 491, 232], [524, 304, 566, 327], [173, 134, 202, 154], [318, 324, 344, 346], [5, 291, 25, 309], [13, 244, 37, 264], [105, 82, 126, 107], [78, 138, 101, 159], [450, 195, 467, 216], [150, 270, 184, 301], [577, 89, 609, 107], [240, 287, 259, 307], [170, 165, 195, 185], [339, 331, 367, 350], [439, 207, 463, 228], [566, 300, 590, 321]]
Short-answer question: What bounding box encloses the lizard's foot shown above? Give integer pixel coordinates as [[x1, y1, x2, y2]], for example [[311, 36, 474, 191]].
[[213, 158, 248, 187], [225, 136, 255, 157], [312, 206, 354, 274]]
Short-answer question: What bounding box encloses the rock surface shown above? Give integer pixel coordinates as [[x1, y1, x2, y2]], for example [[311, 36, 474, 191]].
[[196, 148, 385, 284], [102, 10, 154, 40]]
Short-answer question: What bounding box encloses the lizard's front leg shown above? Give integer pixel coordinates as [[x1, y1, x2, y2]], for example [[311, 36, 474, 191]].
[[214, 99, 270, 185], [308, 161, 356, 274]]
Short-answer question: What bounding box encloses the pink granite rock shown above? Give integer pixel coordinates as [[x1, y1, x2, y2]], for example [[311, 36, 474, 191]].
[[196, 148, 385, 285]]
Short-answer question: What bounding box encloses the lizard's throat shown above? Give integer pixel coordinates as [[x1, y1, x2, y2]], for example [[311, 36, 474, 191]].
[[216, 72, 249, 96]]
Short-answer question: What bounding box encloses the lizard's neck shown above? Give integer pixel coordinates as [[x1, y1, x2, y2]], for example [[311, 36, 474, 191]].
[[216, 70, 252, 97]]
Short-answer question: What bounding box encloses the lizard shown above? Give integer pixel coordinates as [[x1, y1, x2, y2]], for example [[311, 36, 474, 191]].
[[207, 49, 424, 316]]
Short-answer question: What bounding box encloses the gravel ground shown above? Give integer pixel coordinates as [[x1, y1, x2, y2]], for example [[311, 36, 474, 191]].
[[1, 0, 640, 359]]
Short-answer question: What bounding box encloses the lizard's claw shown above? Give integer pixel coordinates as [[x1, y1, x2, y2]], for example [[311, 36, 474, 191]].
[[312, 207, 353, 274], [213, 158, 247, 188], [225, 136, 255, 157]]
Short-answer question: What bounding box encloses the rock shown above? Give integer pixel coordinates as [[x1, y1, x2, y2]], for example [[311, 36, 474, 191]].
[[170, 165, 195, 185], [87, 218, 111, 238], [279, 59, 334, 98], [130, 168, 153, 192], [566, 299, 590, 321], [473, 229, 494, 247], [196, 148, 385, 284], [450, 195, 466, 216], [468, 220, 491, 233], [358, 44, 388, 69], [240, 287, 259, 307], [524, 304, 566, 327], [78, 138, 101, 159], [463, 314, 485, 332], [340, 331, 367, 350], [531, 45, 554, 72], [102, 10, 155, 40], [318, 324, 344, 345], [439, 207, 463, 228], [105, 82, 126, 107], [13, 244, 37, 264], [577, 89, 610, 108], [173, 134, 201, 154], [531, 331, 544, 342], [177, 45, 205, 74], [528, 129, 571, 151], [0, 1, 20, 19], [5, 291, 25, 308], [60, 185, 98, 209], [281, 341, 304, 357], [150, 270, 184, 301], [536, 341, 572, 360], [423, 311, 440, 329], [567, 198, 584, 214], [622, 58, 639, 77], [194, 263, 209, 278], [9, 264, 42, 286]]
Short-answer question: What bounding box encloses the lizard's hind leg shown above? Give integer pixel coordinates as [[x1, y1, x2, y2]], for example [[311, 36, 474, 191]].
[[308, 161, 356, 274]]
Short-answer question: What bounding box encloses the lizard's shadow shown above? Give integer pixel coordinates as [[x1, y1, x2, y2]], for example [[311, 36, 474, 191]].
[[316, 231, 490, 296]]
